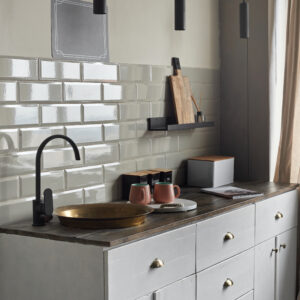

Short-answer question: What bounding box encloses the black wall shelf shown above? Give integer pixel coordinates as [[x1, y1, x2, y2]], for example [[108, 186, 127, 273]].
[[147, 117, 214, 131]]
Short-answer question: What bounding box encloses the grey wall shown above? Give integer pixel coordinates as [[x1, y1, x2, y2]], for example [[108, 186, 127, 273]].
[[220, 0, 269, 181]]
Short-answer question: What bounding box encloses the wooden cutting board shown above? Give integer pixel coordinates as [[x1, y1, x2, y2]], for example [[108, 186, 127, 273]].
[[169, 58, 195, 124]]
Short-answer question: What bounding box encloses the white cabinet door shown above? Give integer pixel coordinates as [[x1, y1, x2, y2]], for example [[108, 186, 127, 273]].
[[154, 275, 196, 300], [237, 291, 254, 300], [254, 238, 276, 300], [276, 228, 297, 300]]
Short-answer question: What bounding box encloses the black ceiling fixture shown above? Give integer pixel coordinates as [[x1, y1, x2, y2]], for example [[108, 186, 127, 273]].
[[240, 0, 249, 39], [93, 0, 106, 14], [175, 0, 185, 30]]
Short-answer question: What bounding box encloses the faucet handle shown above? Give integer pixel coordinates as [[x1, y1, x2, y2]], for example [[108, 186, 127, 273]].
[[43, 188, 53, 220]]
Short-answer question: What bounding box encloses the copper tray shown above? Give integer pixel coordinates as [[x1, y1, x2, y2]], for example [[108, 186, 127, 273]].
[[54, 202, 154, 229]]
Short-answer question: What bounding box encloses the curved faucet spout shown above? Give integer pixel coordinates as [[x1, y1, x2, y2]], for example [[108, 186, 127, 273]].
[[33, 135, 81, 226]]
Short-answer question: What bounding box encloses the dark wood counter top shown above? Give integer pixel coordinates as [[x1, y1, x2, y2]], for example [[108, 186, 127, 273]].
[[0, 182, 298, 248]]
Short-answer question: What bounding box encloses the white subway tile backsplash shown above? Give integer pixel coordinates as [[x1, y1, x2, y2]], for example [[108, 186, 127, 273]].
[[20, 82, 62, 102], [84, 185, 106, 203], [0, 129, 18, 151], [20, 171, 64, 197], [84, 104, 118, 122], [85, 144, 119, 165], [40, 60, 80, 80], [43, 147, 83, 169], [0, 57, 38, 79], [0, 56, 220, 222], [0, 151, 36, 177], [152, 136, 178, 154], [119, 64, 151, 82], [64, 82, 101, 101], [66, 125, 103, 144], [21, 127, 64, 149], [42, 104, 81, 124], [120, 139, 151, 160], [83, 62, 118, 81], [104, 160, 136, 183], [0, 177, 19, 202], [136, 155, 165, 171], [66, 166, 103, 189], [53, 189, 83, 208], [103, 83, 137, 101], [0, 105, 38, 126], [0, 82, 17, 102]]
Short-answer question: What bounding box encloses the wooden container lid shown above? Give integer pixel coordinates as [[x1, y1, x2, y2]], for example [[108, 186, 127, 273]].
[[189, 155, 234, 162]]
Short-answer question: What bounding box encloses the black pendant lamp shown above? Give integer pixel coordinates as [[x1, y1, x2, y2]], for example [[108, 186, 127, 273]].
[[240, 0, 249, 39], [175, 0, 185, 31], [94, 0, 106, 14]]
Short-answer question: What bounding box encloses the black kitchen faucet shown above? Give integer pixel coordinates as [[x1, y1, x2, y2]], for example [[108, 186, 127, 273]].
[[32, 135, 81, 226]]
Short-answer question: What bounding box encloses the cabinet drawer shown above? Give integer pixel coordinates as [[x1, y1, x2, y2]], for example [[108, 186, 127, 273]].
[[197, 249, 254, 300], [155, 275, 196, 300], [255, 190, 298, 244], [196, 205, 255, 271], [105, 225, 196, 300], [237, 291, 253, 300]]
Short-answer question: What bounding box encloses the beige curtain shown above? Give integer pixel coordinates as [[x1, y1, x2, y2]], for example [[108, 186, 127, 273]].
[[274, 0, 300, 184]]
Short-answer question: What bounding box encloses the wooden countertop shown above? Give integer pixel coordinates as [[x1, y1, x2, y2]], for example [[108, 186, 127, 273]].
[[0, 182, 298, 248]]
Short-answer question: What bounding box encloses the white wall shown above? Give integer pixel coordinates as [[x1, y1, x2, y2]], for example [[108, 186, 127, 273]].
[[0, 0, 220, 68]]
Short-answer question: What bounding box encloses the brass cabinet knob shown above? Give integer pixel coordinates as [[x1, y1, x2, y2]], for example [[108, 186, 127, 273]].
[[275, 212, 284, 220], [224, 232, 235, 241], [280, 244, 287, 250], [224, 278, 234, 288], [272, 248, 278, 254], [150, 258, 164, 269]]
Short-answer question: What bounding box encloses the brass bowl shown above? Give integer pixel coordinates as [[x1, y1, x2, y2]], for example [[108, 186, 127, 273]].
[[54, 202, 154, 229]]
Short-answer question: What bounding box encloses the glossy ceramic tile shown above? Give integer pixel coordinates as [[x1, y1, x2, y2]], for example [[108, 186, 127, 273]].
[[137, 83, 165, 101], [181, 67, 220, 84], [190, 83, 220, 101], [43, 147, 83, 169], [0, 57, 38, 79], [136, 120, 165, 138], [65, 125, 103, 144], [151, 102, 166, 118], [83, 104, 118, 122], [104, 122, 137, 141], [84, 185, 106, 203], [119, 64, 151, 82], [21, 127, 64, 149], [66, 166, 103, 189], [138, 102, 150, 119], [152, 136, 178, 154], [84, 144, 119, 165], [19, 82, 62, 102], [83, 62, 118, 81], [119, 139, 151, 160], [0, 82, 17, 102], [0, 151, 36, 177], [40, 60, 80, 80], [151, 66, 172, 82], [136, 155, 165, 171], [0, 105, 38, 126], [42, 104, 81, 124], [0, 129, 19, 151], [104, 182, 121, 202], [104, 160, 136, 183], [53, 189, 83, 208], [103, 83, 137, 101], [0, 177, 19, 202], [119, 103, 138, 120], [20, 171, 65, 197], [64, 82, 101, 101], [103, 123, 120, 141]]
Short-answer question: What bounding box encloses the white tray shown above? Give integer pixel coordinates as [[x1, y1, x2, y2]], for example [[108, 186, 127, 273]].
[[147, 198, 197, 213]]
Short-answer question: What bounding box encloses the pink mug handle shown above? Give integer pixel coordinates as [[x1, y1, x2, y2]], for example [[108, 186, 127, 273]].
[[174, 185, 181, 198]]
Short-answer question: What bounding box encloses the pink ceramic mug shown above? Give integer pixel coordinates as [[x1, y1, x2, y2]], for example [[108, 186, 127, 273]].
[[129, 183, 151, 205], [153, 182, 181, 204]]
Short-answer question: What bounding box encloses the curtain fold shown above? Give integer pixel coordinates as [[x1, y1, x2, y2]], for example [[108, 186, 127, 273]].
[[274, 0, 300, 184]]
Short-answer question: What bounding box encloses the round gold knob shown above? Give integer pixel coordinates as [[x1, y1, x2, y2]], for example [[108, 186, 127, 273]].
[[224, 232, 235, 241], [150, 258, 164, 269], [280, 244, 287, 250], [275, 212, 283, 220], [224, 278, 234, 287]]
